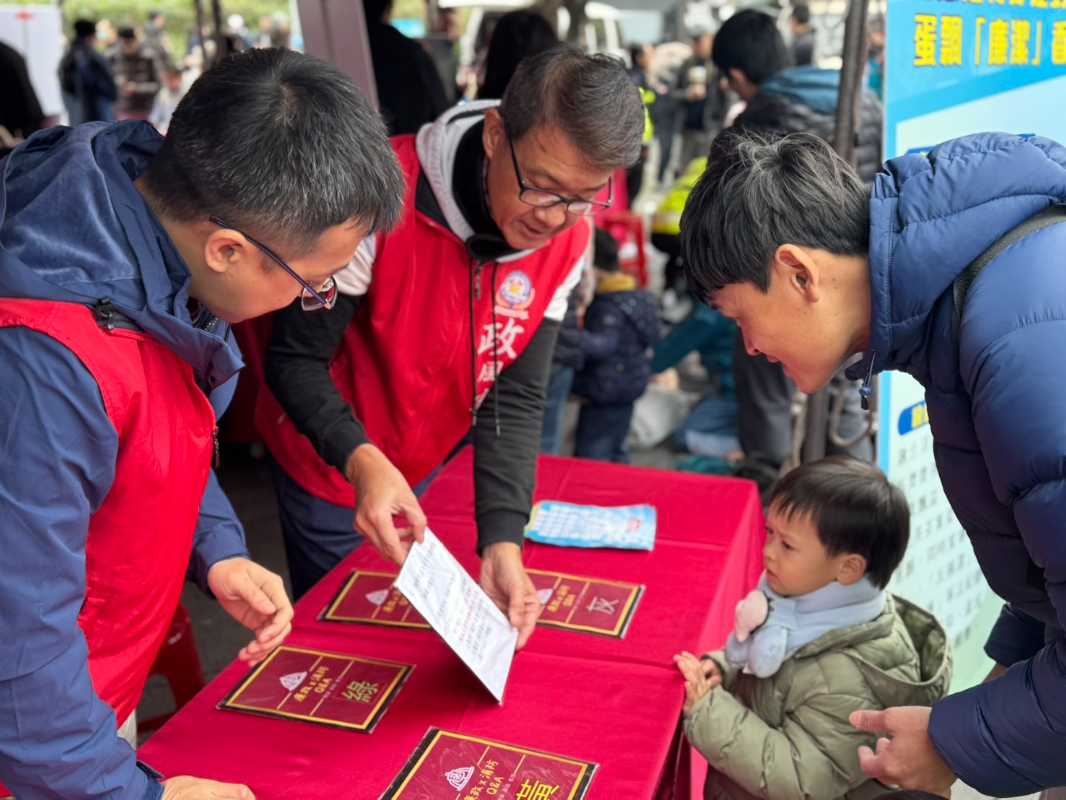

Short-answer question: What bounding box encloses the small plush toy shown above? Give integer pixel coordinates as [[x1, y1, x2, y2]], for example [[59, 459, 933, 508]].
[[725, 587, 788, 677], [733, 589, 769, 642]]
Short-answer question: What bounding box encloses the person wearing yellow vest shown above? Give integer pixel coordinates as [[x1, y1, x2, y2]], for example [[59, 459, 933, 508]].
[[652, 156, 707, 303], [626, 43, 665, 203]]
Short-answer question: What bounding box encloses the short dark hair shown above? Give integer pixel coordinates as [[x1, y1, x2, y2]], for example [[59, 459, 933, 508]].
[[142, 48, 404, 252], [500, 45, 644, 170], [712, 9, 791, 85], [118, 26, 137, 40], [363, 0, 392, 23], [791, 4, 812, 26], [593, 227, 619, 271], [770, 456, 909, 589], [479, 10, 558, 100], [680, 129, 869, 297], [73, 19, 97, 39]]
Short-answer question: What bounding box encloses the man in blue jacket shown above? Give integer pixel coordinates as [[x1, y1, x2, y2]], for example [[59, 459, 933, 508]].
[[0, 49, 403, 798], [710, 8, 881, 484], [680, 129, 1066, 797]]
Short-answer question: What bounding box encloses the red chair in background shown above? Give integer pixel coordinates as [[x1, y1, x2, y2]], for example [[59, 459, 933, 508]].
[[591, 171, 650, 288], [139, 605, 205, 734], [600, 210, 650, 288]]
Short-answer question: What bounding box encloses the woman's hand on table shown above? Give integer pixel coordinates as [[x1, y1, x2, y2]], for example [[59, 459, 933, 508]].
[[346, 443, 427, 565], [480, 542, 542, 649], [207, 557, 294, 665], [161, 776, 254, 799]]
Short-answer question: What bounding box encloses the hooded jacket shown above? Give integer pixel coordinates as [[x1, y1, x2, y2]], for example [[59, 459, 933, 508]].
[[0, 122, 247, 799], [573, 272, 660, 405], [736, 66, 883, 183], [846, 132, 1066, 795], [688, 596, 951, 800]]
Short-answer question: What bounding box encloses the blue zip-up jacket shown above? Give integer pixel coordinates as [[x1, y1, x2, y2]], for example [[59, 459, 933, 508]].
[[848, 132, 1066, 795], [0, 122, 249, 798]]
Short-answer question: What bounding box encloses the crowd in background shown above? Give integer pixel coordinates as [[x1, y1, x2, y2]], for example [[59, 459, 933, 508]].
[[1, 0, 889, 486], [2, 0, 896, 500], [4, 4, 1066, 799], [3, 6, 294, 143]]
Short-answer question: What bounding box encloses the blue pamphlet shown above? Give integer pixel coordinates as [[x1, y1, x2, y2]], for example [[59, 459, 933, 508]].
[[524, 501, 657, 551]]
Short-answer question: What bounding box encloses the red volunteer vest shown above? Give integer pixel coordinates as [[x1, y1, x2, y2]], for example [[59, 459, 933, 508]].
[[0, 300, 216, 729], [256, 134, 590, 507]]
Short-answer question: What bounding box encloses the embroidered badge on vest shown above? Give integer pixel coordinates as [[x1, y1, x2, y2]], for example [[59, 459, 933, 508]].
[[496, 270, 535, 319]]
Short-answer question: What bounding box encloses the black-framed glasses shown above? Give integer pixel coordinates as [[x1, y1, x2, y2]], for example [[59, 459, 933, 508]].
[[506, 132, 613, 217], [209, 217, 338, 311]]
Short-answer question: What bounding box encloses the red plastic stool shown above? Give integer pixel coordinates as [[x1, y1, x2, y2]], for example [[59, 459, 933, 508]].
[[138, 604, 205, 733], [600, 211, 650, 288]]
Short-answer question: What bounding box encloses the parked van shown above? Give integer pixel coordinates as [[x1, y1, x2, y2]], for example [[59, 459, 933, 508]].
[[440, 0, 627, 71]]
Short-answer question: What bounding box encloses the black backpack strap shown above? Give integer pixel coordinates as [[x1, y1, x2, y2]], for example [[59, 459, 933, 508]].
[[953, 204, 1066, 338]]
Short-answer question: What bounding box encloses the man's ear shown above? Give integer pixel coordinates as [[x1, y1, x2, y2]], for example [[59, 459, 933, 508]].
[[772, 244, 821, 303], [836, 553, 868, 586], [482, 108, 505, 161], [727, 67, 755, 98], [203, 227, 252, 276]]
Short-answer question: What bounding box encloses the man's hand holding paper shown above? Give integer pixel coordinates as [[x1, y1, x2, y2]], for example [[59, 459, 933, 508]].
[[480, 541, 542, 649], [395, 528, 519, 702]]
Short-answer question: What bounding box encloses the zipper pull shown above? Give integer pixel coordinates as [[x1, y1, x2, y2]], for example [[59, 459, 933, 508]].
[[213, 427, 220, 469], [859, 355, 876, 411], [93, 298, 116, 332]]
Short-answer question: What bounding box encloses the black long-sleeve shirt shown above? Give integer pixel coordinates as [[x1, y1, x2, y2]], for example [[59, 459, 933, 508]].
[[264, 122, 560, 550]]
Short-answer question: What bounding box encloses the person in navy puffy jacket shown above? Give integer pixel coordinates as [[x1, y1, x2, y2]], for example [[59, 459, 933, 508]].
[[573, 227, 661, 462], [680, 129, 1066, 798]]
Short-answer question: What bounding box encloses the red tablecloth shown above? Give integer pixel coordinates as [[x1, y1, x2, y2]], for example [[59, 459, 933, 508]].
[[139, 452, 764, 799]]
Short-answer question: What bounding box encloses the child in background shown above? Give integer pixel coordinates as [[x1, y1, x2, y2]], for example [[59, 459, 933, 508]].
[[675, 457, 952, 800], [652, 303, 739, 462], [149, 65, 185, 134], [572, 227, 660, 462]]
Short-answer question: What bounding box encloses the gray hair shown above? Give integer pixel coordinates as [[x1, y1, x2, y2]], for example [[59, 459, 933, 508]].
[[499, 45, 644, 170], [681, 129, 870, 298]]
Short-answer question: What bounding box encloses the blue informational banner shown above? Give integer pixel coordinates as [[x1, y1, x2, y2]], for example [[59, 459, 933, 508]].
[[881, 0, 1066, 690], [886, 0, 1066, 158]]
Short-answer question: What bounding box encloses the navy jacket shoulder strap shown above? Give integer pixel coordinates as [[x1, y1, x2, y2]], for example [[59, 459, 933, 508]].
[[953, 204, 1066, 338]]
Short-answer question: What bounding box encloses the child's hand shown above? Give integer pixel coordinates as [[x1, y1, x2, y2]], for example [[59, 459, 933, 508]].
[[674, 650, 720, 715]]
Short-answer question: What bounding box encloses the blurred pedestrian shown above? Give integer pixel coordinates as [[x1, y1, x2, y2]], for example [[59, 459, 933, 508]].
[[58, 19, 117, 125], [110, 27, 160, 121]]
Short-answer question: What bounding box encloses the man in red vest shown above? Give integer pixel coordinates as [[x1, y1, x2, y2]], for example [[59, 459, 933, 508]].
[[256, 46, 645, 643], [0, 49, 403, 798]]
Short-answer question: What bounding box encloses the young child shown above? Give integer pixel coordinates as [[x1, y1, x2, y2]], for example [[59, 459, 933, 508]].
[[572, 227, 660, 462], [675, 456, 952, 800]]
